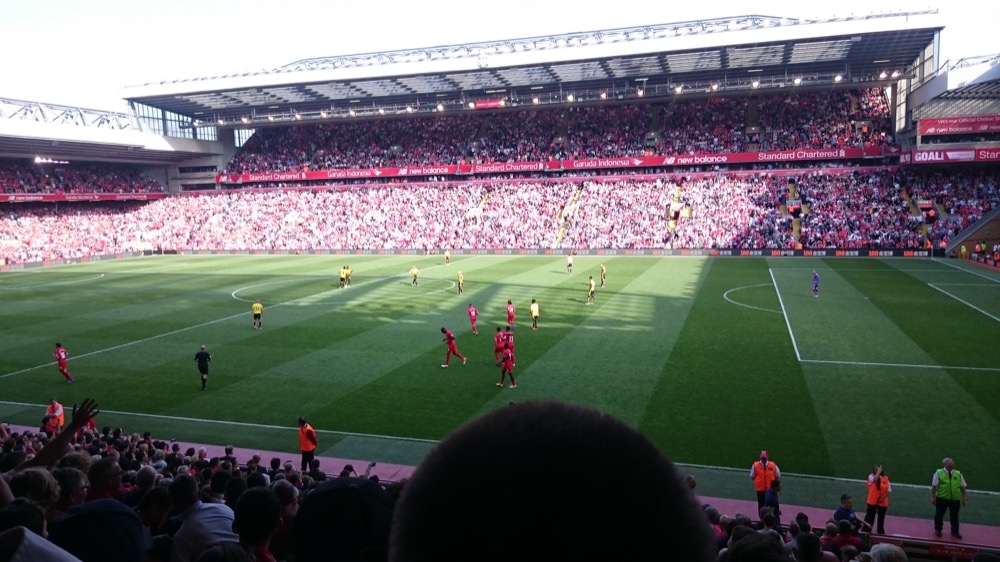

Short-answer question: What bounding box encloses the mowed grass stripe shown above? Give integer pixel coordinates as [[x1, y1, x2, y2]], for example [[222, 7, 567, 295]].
[[798, 359, 1000, 488], [305, 256, 619, 439], [493, 258, 705, 425], [641, 258, 833, 477], [772, 267, 937, 365], [833, 260, 1000, 369]]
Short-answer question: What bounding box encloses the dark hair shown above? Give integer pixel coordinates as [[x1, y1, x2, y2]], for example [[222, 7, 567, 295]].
[[761, 512, 777, 528], [723, 531, 787, 562], [210, 469, 232, 494], [794, 533, 824, 562], [0, 497, 47, 536], [234, 487, 281, 546], [795, 512, 811, 533], [246, 471, 269, 489], [390, 400, 715, 562], [225, 476, 248, 511]]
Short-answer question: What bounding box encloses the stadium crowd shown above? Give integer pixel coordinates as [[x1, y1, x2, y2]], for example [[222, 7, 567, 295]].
[[0, 160, 163, 194], [0, 398, 933, 562], [903, 167, 1000, 243], [470, 108, 567, 163], [756, 89, 894, 152], [562, 104, 654, 158], [797, 170, 924, 249], [0, 398, 401, 561], [1, 167, 957, 264], [219, 88, 894, 175], [658, 97, 751, 155]]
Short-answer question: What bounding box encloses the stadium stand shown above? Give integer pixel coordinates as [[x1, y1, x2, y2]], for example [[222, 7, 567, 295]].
[[6, 166, 999, 262], [0, 159, 163, 194], [217, 90, 894, 175]]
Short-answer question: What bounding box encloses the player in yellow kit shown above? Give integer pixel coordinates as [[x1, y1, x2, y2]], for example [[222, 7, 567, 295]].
[[251, 299, 264, 329]]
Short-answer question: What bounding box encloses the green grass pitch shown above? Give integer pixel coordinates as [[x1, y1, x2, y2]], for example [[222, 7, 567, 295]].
[[1, 254, 999, 496]]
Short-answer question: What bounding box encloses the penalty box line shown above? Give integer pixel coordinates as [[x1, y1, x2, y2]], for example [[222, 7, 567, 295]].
[[927, 283, 1000, 324], [768, 270, 1000, 372], [799, 358, 1000, 372]]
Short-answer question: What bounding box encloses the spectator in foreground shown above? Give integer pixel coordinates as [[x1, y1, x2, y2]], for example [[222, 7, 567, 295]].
[[232, 487, 282, 562], [294, 477, 395, 562], [167, 474, 239, 562], [869, 543, 907, 562], [389, 399, 715, 562]]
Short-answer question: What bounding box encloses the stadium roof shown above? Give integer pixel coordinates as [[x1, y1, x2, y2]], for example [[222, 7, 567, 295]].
[[0, 98, 220, 163], [935, 54, 1000, 99], [124, 11, 943, 125]]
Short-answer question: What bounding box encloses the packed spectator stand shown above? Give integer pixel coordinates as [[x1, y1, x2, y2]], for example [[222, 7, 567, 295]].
[[2, 87, 999, 265], [0, 161, 162, 195]]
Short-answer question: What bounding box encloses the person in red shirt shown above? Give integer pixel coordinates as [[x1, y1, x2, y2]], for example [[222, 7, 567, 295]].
[[497, 343, 516, 388], [506, 300, 516, 328], [494, 327, 505, 365], [503, 326, 516, 365], [440, 327, 466, 368], [467, 304, 479, 335], [53, 342, 74, 383]]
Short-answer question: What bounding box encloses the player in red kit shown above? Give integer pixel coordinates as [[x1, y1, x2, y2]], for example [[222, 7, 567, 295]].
[[467, 304, 479, 335], [503, 326, 516, 365], [440, 327, 467, 368], [494, 327, 505, 365], [506, 300, 516, 328], [496, 343, 516, 388], [54, 342, 74, 383]]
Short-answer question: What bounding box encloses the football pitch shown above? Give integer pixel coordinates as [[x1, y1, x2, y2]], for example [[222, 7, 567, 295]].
[[2, 254, 999, 496]]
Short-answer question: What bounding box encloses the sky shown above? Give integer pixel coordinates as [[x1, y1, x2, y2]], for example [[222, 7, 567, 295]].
[[0, 0, 997, 112]]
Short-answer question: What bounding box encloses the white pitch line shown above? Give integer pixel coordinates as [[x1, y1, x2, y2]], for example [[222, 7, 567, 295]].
[[799, 358, 1000, 372], [0, 400, 437, 443], [928, 283, 1000, 324], [4, 396, 987, 493], [722, 284, 783, 314], [0, 273, 105, 289], [231, 274, 458, 304], [771, 268, 954, 272], [935, 258, 1000, 284], [0, 311, 248, 379], [0, 284, 350, 380], [929, 283, 998, 287], [2, 264, 467, 380], [769, 268, 802, 361]]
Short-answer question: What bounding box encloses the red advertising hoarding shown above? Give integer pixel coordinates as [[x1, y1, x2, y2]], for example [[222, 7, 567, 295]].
[[2, 193, 166, 203], [918, 115, 1000, 135], [899, 146, 1000, 164], [215, 146, 900, 185]]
